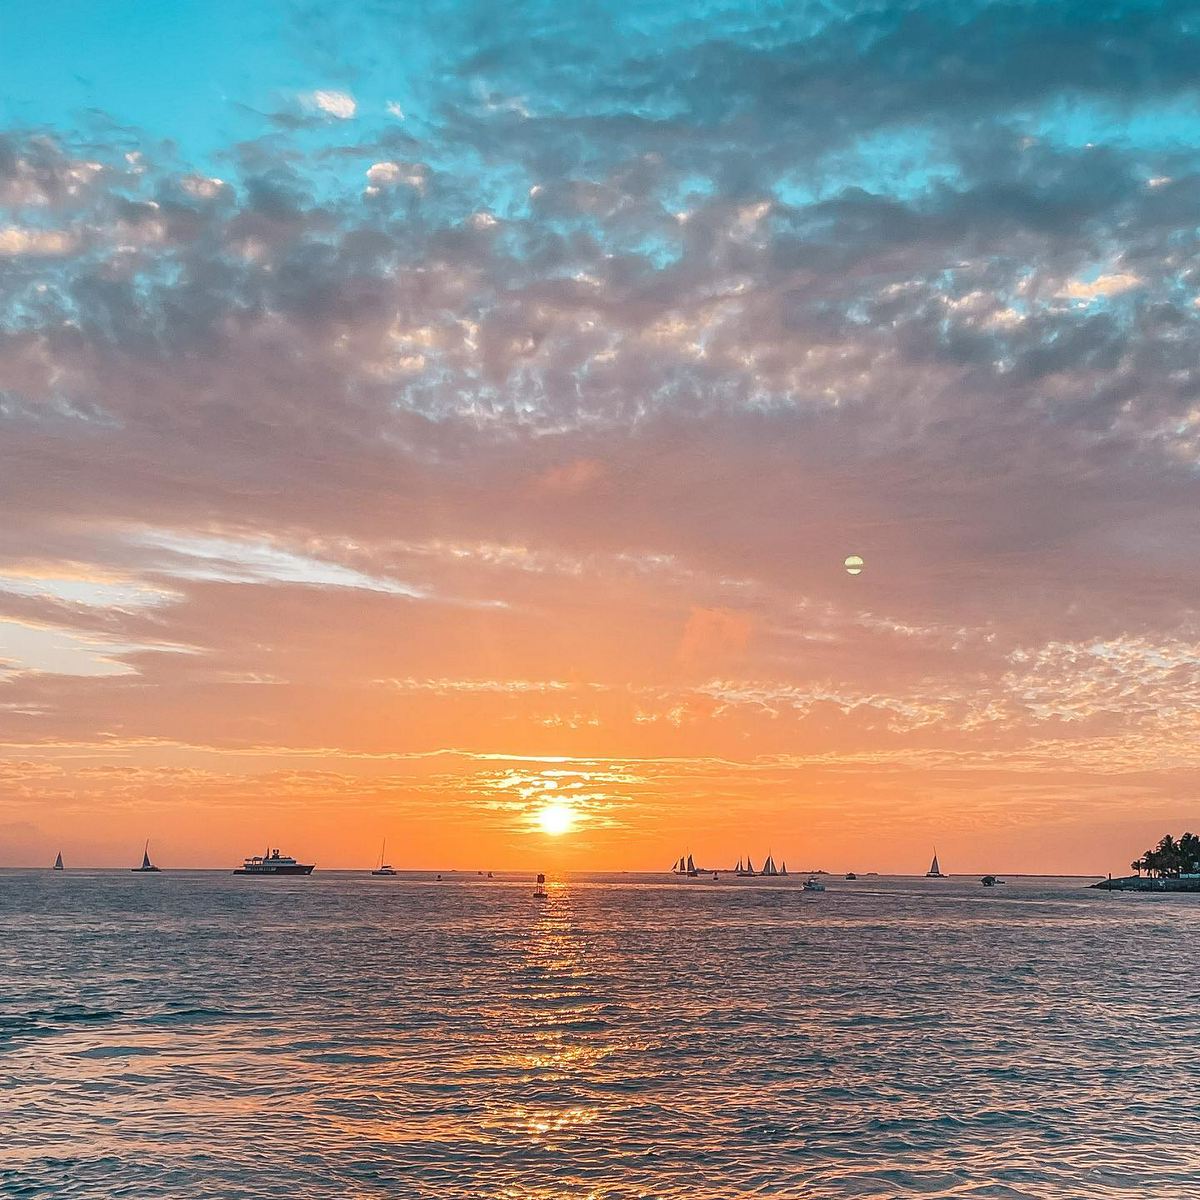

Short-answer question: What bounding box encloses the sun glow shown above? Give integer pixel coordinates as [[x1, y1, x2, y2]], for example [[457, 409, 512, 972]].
[[536, 802, 575, 836]]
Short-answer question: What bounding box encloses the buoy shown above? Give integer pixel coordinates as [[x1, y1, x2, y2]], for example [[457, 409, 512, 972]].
[[533, 872, 547, 899], [844, 554, 864, 576]]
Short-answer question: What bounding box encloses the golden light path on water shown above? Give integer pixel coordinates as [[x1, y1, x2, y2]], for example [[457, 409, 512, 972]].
[[2, 870, 1199, 1198]]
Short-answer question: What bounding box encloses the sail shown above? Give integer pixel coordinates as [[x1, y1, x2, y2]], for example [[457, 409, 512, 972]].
[[745, 855, 755, 875], [928, 853, 942, 876], [53, 851, 63, 870], [780, 861, 788, 876], [686, 854, 695, 872]]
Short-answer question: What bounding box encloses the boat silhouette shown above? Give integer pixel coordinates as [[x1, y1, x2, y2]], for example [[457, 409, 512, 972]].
[[671, 853, 700, 877], [371, 839, 397, 876], [234, 848, 314, 876], [52, 851, 63, 871], [131, 840, 161, 872]]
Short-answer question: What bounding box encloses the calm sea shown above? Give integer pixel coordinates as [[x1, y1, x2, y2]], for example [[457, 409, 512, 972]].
[[2, 870, 1198, 1198]]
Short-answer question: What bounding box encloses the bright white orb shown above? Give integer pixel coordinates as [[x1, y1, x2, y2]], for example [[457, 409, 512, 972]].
[[536, 803, 575, 836], [844, 554, 864, 576]]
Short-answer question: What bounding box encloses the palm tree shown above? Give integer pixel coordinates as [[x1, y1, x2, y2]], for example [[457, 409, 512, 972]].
[[1180, 832, 1200, 875]]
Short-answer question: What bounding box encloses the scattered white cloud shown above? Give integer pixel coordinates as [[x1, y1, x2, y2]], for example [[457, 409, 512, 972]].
[[0, 226, 75, 256], [306, 89, 357, 119], [1058, 272, 1142, 302]]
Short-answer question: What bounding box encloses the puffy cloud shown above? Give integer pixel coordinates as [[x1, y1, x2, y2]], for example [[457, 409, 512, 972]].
[[0, 226, 76, 255], [306, 89, 357, 119]]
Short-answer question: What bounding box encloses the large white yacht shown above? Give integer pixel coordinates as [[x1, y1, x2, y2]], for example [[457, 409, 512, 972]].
[[234, 848, 315, 876]]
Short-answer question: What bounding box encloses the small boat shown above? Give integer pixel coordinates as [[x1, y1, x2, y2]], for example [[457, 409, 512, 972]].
[[371, 839, 397, 876], [233, 848, 314, 876], [803, 877, 826, 892], [981, 875, 1004, 887], [734, 855, 756, 877], [52, 851, 64, 871], [487, 871, 494, 879], [761, 854, 779, 878], [533, 872, 547, 899], [671, 853, 700, 877], [926, 851, 945, 878], [845, 872, 857, 880], [131, 840, 161, 872]]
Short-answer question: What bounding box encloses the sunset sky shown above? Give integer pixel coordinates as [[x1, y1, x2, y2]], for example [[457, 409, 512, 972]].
[[3, 1, 1200, 873]]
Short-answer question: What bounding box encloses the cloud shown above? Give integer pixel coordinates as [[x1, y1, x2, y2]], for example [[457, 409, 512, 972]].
[[1058, 271, 1143, 301], [0, 226, 76, 255], [305, 89, 357, 119]]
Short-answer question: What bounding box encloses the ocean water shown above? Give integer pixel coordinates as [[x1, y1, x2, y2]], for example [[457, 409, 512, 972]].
[[2, 871, 1199, 1199]]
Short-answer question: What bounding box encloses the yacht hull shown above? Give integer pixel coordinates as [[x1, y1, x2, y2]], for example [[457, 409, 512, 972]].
[[233, 864, 315, 875]]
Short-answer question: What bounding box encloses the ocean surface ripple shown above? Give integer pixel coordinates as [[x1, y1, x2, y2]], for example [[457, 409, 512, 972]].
[[2, 871, 1198, 1198]]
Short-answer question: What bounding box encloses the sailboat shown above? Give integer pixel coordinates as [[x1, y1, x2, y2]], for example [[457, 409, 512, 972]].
[[52, 851, 64, 871], [780, 861, 788, 877], [371, 839, 398, 876], [926, 850, 945, 878], [671, 853, 699, 877], [735, 854, 756, 877], [131, 840, 161, 872], [761, 854, 778, 877]]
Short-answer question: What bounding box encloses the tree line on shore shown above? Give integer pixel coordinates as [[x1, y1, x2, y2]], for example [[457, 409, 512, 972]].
[[1132, 832, 1200, 878]]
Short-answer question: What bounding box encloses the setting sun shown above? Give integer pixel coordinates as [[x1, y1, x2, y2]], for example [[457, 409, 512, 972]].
[[536, 803, 575, 836]]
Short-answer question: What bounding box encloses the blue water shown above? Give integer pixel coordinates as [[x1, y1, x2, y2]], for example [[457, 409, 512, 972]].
[[2, 871, 1198, 1198]]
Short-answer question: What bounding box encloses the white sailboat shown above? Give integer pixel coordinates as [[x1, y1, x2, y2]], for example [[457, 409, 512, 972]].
[[131, 840, 161, 872], [52, 851, 64, 871], [926, 850, 944, 878], [371, 839, 398, 876]]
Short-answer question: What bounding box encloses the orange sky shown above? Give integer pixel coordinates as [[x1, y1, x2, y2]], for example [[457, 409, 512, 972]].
[[4, 9, 1200, 876]]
